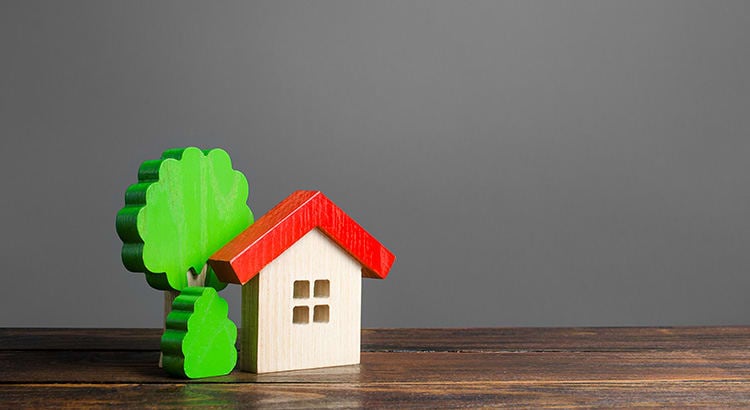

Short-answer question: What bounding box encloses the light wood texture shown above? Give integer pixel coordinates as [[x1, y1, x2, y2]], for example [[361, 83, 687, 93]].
[[241, 229, 361, 373], [4, 327, 750, 407], [209, 190, 394, 284], [185, 265, 208, 287]]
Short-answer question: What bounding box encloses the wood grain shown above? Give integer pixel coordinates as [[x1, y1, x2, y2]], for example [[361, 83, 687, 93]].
[[3, 328, 750, 407], [3, 349, 750, 384], [242, 229, 361, 373], [5, 326, 748, 352], [3, 381, 750, 409], [360, 326, 750, 352]]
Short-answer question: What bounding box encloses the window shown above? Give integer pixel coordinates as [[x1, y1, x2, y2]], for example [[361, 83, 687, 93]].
[[293, 280, 310, 298], [292, 279, 330, 324], [313, 305, 329, 323], [314, 280, 330, 297], [293, 306, 309, 324]]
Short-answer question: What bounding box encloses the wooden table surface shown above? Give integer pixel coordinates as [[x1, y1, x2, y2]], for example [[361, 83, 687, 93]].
[[2, 327, 750, 408]]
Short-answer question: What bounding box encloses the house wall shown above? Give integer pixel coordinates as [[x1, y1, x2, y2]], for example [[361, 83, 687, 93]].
[[242, 228, 362, 373]]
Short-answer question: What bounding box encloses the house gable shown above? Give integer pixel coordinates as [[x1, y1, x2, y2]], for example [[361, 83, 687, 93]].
[[209, 190, 395, 285]]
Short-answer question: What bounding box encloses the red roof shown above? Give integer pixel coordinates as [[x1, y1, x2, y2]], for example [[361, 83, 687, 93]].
[[209, 190, 395, 285]]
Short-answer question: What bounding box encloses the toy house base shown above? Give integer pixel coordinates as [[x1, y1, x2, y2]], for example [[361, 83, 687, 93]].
[[240, 228, 362, 373]]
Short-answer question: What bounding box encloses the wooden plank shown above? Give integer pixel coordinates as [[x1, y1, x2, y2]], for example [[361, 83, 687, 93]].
[[2, 381, 750, 408], [361, 327, 750, 352], [2, 350, 750, 384], [4, 327, 750, 352], [0, 329, 163, 351], [3, 328, 750, 407]]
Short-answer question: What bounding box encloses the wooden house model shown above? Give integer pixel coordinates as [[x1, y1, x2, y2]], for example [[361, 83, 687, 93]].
[[209, 190, 395, 373]]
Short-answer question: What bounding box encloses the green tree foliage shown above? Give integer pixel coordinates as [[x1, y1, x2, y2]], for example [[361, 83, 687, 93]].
[[161, 287, 237, 378], [116, 147, 253, 291]]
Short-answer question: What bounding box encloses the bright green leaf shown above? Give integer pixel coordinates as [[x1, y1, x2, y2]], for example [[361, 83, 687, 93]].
[[161, 287, 237, 378], [116, 147, 253, 291]]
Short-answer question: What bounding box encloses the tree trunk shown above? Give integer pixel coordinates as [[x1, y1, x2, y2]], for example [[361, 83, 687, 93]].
[[186, 264, 208, 287]]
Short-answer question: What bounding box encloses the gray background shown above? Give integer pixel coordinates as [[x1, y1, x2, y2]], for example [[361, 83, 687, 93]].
[[2, 1, 749, 328]]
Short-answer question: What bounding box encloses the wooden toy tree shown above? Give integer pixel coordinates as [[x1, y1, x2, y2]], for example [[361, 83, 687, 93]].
[[116, 147, 253, 377], [161, 287, 237, 378], [116, 147, 253, 291]]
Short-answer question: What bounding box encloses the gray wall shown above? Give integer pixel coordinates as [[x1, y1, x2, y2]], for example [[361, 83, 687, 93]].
[[2, 1, 749, 328]]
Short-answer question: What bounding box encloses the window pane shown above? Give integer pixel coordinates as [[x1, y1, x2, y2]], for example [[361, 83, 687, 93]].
[[293, 280, 310, 298], [314, 280, 330, 297], [313, 305, 330, 323], [293, 306, 309, 324]]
